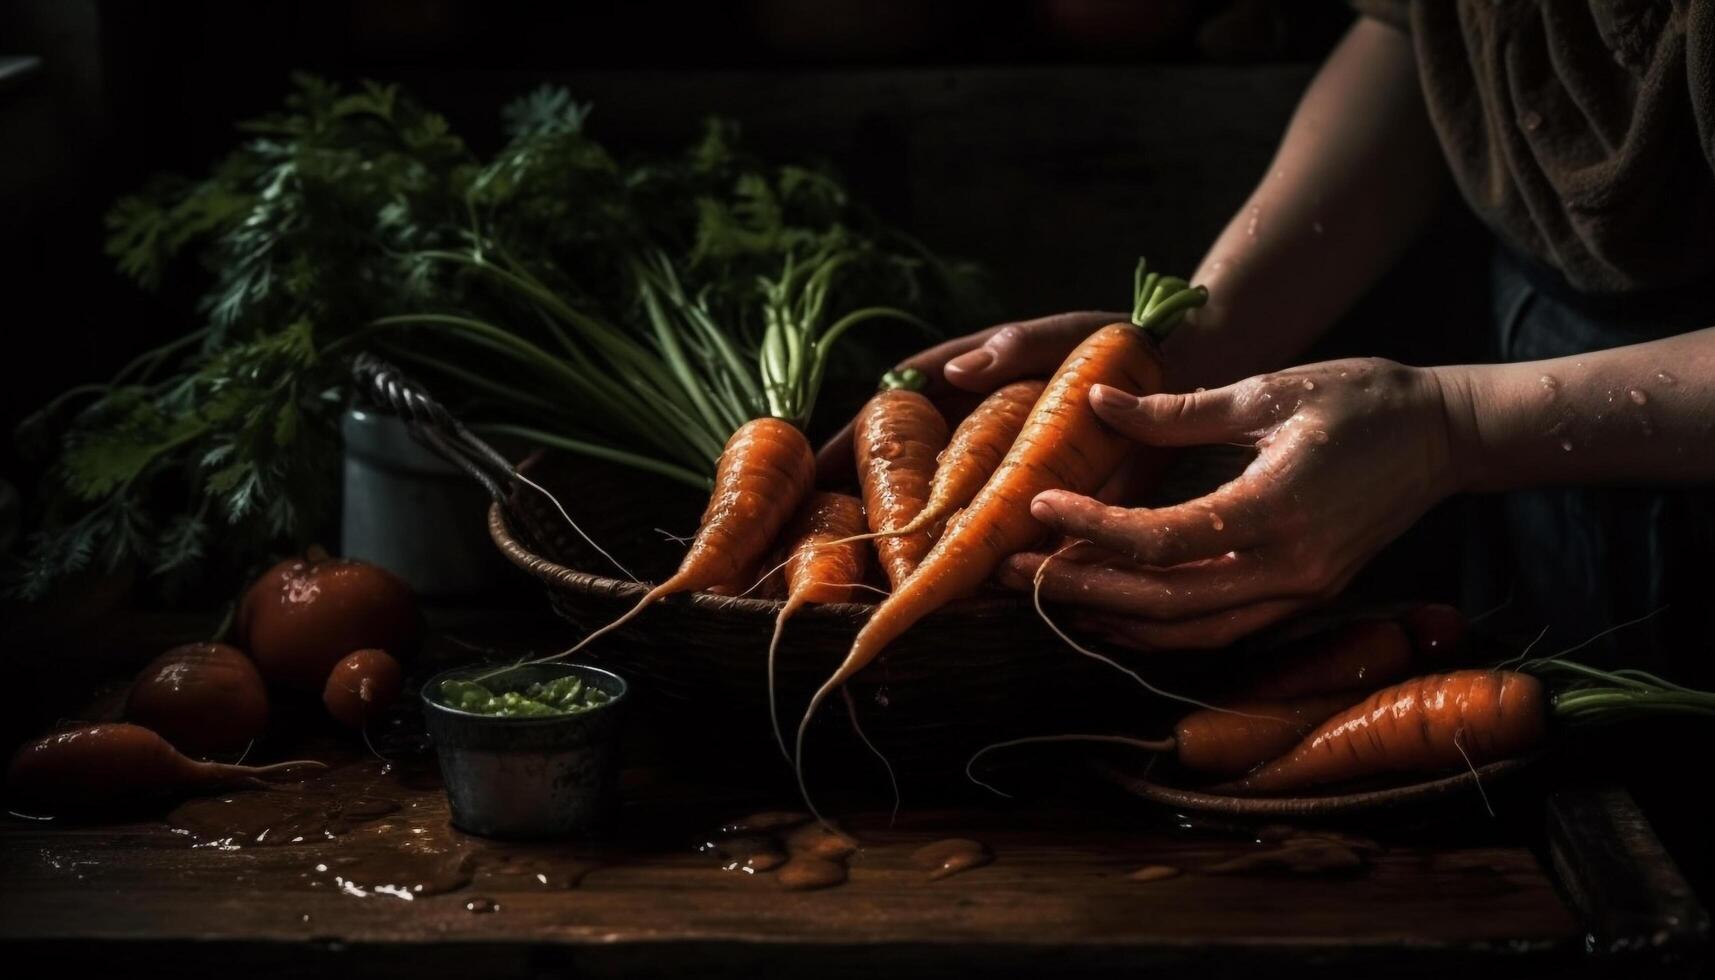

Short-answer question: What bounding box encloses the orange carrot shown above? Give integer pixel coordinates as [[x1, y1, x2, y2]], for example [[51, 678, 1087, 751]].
[[795, 262, 1206, 813], [1220, 670, 1548, 795], [853, 370, 949, 588], [554, 417, 814, 659], [882, 379, 1045, 543], [1241, 619, 1418, 701], [1173, 692, 1363, 778], [768, 492, 870, 757]]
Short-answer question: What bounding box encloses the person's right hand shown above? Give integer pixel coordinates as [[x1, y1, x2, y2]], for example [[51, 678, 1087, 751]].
[[815, 311, 1126, 484]]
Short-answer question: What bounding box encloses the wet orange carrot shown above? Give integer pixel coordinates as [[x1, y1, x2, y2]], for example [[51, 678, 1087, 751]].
[[769, 492, 870, 757], [1173, 692, 1361, 778], [554, 417, 815, 658], [883, 379, 1045, 543], [795, 264, 1206, 815], [1220, 670, 1548, 795], [853, 370, 949, 588]]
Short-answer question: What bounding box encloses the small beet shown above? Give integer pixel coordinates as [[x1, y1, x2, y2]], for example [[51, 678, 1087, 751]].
[[125, 642, 270, 757], [323, 649, 404, 728], [239, 552, 419, 692]]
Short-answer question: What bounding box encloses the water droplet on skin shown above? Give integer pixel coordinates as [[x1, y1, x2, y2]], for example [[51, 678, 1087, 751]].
[[1209, 512, 1225, 531], [1539, 374, 1559, 391], [1656, 370, 1676, 385], [1560, 438, 1574, 452], [1309, 430, 1330, 444], [1302, 380, 1315, 391], [1246, 206, 1261, 238], [1194, 386, 1206, 393], [1629, 388, 1647, 405], [1273, 168, 1286, 181]]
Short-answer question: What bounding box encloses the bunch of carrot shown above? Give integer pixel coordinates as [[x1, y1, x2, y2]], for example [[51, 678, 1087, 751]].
[[527, 260, 1208, 804]]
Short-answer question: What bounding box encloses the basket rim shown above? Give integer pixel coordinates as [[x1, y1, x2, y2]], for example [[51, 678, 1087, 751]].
[[487, 497, 1034, 623]]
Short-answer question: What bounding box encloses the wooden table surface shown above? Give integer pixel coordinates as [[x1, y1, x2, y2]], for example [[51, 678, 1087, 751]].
[[0, 611, 1706, 979]]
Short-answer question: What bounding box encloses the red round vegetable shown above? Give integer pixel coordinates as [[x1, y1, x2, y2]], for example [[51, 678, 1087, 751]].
[[238, 552, 420, 692], [125, 642, 270, 757], [323, 648, 404, 728], [6, 723, 322, 817]]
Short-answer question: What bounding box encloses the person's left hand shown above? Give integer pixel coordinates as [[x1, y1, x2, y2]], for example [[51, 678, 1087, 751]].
[[996, 357, 1465, 649]]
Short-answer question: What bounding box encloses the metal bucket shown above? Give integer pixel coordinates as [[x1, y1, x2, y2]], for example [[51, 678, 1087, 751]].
[[341, 406, 515, 598], [421, 662, 629, 839]]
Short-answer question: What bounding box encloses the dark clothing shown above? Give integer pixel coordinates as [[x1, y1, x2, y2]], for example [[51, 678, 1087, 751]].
[[1354, 0, 1715, 294], [1469, 244, 1715, 685]]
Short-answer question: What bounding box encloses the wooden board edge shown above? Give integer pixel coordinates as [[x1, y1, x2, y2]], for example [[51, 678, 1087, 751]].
[[1546, 785, 1710, 975]]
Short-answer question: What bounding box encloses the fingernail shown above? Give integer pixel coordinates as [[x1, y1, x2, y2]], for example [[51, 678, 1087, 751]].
[[1090, 385, 1140, 410], [947, 350, 994, 376], [1030, 495, 1059, 521]]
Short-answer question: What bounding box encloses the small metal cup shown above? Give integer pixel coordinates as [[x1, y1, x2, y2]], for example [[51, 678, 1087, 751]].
[[421, 663, 629, 839]]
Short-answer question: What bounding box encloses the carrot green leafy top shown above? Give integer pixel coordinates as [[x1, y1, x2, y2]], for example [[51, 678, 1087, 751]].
[[1130, 257, 1209, 342]]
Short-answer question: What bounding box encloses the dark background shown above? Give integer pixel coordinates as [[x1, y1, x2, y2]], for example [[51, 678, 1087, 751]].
[[6, 0, 1704, 919], [0, 0, 1489, 603]]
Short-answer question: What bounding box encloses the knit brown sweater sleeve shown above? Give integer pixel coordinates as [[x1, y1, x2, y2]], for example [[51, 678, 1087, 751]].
[[1352, 1, 1715, 294]]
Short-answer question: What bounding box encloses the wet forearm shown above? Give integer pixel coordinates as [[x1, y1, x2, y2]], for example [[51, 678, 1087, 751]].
[[1166, 17, 1450, 392], [1435, 327, 1715, 492]]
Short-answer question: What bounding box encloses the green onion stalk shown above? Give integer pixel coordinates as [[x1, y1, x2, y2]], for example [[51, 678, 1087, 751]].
[[361, 240, 929, 489]]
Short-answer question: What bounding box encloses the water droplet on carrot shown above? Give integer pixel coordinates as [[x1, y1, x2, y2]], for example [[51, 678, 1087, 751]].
[[1209, 512, 1225, 531], [1629, 388, 1648, 405]]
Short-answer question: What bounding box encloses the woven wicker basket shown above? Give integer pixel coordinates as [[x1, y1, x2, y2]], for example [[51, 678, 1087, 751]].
[[485, 453, 1169, 771]]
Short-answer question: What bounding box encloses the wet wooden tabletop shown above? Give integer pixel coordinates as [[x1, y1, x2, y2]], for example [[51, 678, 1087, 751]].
[[0, 610, 1700, 978]]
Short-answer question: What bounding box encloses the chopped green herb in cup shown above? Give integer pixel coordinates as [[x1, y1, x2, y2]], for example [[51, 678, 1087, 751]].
[[437, 675, 613, 717]]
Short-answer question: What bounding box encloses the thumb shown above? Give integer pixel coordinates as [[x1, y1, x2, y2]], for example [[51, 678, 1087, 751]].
[[944, 312, 1122, 392], [1089, 383, 1259, 447]]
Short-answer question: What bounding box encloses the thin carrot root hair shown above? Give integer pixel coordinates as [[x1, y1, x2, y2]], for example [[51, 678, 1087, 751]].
[[495, 578, 681, 676], [1030, 543, 1279, 721], [1493, 605, 1668, 672], [1451, 727, 1495, 818], [842, 686, 901, 826], [235, 758, 330, 789], [733, 555, 794, 600], [965, 734, 1174, 799], [513, 469, 639, 583], [767, 594, 808, 763], [796, 671, 847, 828]]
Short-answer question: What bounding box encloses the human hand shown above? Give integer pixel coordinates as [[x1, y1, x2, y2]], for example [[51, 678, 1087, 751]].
[[998, 358, 1464, 649], [814, 311, 1126, 484]]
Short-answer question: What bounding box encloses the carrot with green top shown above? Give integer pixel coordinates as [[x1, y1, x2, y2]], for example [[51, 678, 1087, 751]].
[[797, 259, 1207, 815]]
